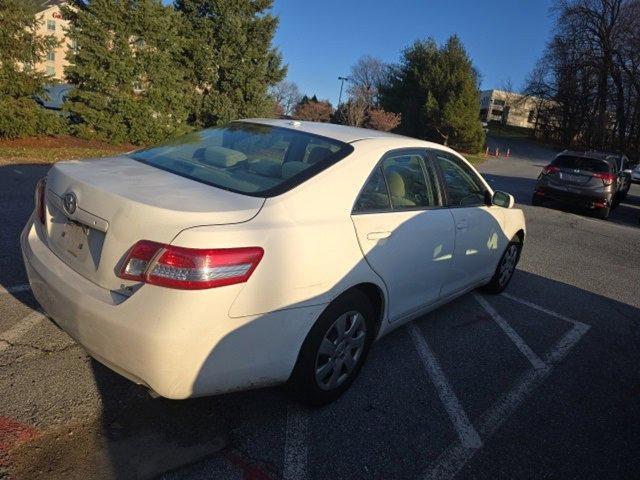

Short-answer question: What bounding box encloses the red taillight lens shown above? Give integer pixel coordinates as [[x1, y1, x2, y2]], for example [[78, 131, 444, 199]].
[[593, 172, 615, 186], [118, 240, 264, 290], [35, 178, 46, 224], [542, 165, 560, 175]]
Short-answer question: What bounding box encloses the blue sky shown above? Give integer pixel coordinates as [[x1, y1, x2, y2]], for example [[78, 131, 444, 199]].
[[165, 1, 555, 105]]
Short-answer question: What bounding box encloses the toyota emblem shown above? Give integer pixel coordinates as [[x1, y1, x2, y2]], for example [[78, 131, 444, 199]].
[[63, 192, 77, 215]]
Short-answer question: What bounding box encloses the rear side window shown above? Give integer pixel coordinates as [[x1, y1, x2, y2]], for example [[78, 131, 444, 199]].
[[552, 155, 610, 173], [381, 154, 439, 209], [353, 150, 441, 213], [129, 123, 352, 197], [353, 167, 391, 212]]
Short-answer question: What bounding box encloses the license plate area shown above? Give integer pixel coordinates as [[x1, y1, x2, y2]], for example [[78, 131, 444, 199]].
[[47, 204, 106, 273], [59, 221, 89, 259]]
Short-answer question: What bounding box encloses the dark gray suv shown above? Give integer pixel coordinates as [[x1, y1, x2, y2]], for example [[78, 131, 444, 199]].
[[532, 151, 622, 219]]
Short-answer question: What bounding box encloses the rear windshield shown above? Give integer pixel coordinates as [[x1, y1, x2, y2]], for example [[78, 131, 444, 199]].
[[552, 155, 610, 173], [129, 122, 353, 197]]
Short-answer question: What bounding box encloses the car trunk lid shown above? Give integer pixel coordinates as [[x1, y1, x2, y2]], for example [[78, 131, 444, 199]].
[[43, 156, 265, 291]]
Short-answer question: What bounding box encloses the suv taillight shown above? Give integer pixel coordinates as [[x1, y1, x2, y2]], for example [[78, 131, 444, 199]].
[[118, 240, 264, 290], [593, 172, 615, 186], [35, 178, 46, 224], [542, 165, 560, 175]]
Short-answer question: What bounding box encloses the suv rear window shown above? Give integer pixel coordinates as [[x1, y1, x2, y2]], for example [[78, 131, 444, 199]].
[[129, 122, 353, 197], [552, 155, 610, 173]]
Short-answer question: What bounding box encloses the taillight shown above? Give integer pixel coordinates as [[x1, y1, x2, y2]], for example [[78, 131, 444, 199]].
[[593, 172, 615, 186], [542, 165, 560, 175], [118, 240, 264, 290], [35, 178, 46, 224]]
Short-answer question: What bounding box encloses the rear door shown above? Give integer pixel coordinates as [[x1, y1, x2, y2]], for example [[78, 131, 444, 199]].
[[430, 150, 506, 296], [351, 149, 455, 322]]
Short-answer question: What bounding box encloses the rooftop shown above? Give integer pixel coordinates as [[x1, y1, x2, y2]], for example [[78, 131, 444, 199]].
[[240, 118, 410, 144], [35, 0, 66, 12]]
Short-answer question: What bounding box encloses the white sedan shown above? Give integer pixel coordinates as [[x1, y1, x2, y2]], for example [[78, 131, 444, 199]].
[[21, 119, 526, 405]]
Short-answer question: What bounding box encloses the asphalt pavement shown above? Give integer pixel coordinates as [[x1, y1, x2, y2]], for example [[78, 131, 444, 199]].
[[1, 137, 639, 480]]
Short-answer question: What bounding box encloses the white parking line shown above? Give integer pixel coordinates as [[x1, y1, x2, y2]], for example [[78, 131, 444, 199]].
[[0, 283, 31, 295], [0, 310, 46, 353], [501, 292, 580, 325], [422, 296, 590, 480], [473, 293, 546, 370], [282, 402, 309, 480], [408, 322, 483, 449]]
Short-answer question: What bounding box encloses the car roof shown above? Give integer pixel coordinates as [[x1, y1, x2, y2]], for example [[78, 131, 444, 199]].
[[560, 150, 621, 162], [239, 118, 412, 144]]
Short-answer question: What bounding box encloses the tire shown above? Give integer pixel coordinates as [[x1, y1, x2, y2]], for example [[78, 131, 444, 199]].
[[531, 194, 543, 206], [481, 238, 522, 294], [286, 289, 376, 406], [595, 206, 611, 220]]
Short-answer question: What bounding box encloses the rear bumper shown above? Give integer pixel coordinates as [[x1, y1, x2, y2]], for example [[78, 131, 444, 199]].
[[21, 217, 324, 399], [534, 186, 610, 208]]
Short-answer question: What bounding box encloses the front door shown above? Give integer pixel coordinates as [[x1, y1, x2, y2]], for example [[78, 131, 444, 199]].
[[351, 150, 455, 321], [430, 150, 506, 296]]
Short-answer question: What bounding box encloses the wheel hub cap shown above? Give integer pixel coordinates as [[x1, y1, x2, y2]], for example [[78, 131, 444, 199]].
[[314, 310, 367, 391]]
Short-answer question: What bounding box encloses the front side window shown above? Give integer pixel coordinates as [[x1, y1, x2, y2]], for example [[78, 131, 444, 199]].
[[433, 150, 486, 207], [129, 122, 352, 197]]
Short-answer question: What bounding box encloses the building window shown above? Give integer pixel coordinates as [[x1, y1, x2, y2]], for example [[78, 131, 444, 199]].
[[493, 99, 506, 106], [528, 110, 536, 123], [491, 109, 503, 117], [47, 20, 56, 31], [69, 39, 78, 51], [46, 51, 56, 62], [46, 66, 56, 77]]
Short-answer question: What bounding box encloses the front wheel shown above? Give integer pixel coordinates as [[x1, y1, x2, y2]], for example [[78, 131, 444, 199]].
[[481, 239, 521, 294], [286, 290, 376, 406]]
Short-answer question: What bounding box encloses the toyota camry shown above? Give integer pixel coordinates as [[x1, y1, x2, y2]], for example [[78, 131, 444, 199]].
[[21, 119, 526, 405]]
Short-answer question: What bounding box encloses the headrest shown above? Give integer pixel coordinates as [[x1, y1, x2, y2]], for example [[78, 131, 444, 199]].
[[282, 161, 308, 178], [307, 147, 333, 164], [202, 146, 247, 167], [387, 172, 405, 198], [248, 159, 281, 177]]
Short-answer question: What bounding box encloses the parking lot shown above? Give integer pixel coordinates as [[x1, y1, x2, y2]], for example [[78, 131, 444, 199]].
[[1, 138, 639, 480]]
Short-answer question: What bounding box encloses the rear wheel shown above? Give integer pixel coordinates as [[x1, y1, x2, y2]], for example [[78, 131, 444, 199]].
[[531, 194, 543, 206], [595, 206, 611, 220], [286, 290, 375, 406], [481, 238, 521, 294]]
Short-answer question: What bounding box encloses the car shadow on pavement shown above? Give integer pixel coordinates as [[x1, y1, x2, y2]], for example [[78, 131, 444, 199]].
[[11, 269, 640, 480]]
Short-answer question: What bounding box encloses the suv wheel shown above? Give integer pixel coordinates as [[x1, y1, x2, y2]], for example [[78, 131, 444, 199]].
[[595, 206, 611, 220], [286, 290, 375, 406]]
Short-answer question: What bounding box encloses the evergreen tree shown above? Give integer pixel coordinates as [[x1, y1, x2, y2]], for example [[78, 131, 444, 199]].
[[0, 0, 65, 138], [380, 36, 484, 152], [62, 0, 194, 144], [175, 0, 286, 127]]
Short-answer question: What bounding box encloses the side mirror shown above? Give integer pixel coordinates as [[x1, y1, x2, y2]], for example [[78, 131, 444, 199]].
[[492, 190, 515, 209]]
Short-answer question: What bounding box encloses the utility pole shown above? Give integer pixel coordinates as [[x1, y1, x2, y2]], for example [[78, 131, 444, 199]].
[[337, 76, 349, 108]]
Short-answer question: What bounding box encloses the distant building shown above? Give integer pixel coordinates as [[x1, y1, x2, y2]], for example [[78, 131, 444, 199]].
[[480, 89, 543, 129], [32, 0, 72, 81]]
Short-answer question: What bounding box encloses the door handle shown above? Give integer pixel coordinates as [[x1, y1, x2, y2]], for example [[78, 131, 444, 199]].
[[456, 219, 468, 230], [367, 231, 391, 240]]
